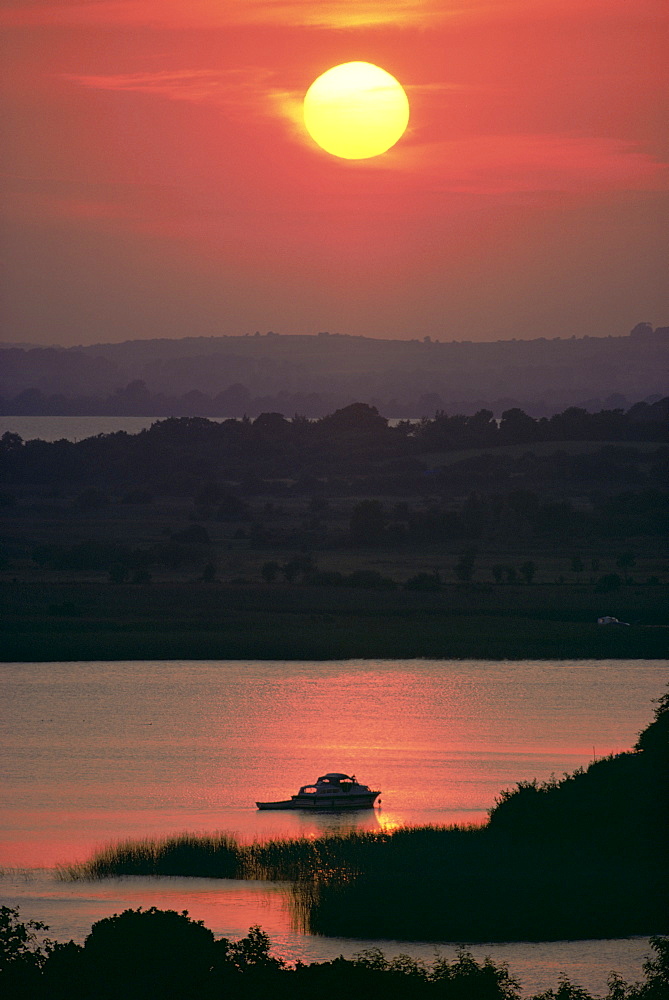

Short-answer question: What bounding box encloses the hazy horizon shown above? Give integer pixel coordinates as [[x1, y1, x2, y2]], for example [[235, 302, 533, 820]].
[[2, 323, 665, 352]]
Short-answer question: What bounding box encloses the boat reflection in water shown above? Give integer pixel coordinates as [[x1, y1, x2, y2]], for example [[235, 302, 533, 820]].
[[257, 773, 381, 811]]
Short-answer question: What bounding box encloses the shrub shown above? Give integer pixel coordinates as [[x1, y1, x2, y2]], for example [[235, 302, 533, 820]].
[[404, 572, 442, 592], [343, 570, 396, 590], [172, 524, 210, 544]]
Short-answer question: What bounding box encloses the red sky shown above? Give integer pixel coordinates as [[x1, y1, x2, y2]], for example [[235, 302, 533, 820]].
[[2, 0, 668, 344]]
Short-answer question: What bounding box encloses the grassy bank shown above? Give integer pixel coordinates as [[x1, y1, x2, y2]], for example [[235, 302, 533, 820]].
[[64, 822, 667, 942], [63, 827, 416, 883], [2, 580, 667, 661]]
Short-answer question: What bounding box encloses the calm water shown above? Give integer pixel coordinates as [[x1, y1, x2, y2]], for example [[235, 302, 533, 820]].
[[0, 415, 412, 442], [1, 658, 666, 995], [0, 416, 190, 441]]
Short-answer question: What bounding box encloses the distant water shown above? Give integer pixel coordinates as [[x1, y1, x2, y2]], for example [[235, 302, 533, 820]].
[[0, 416, 206, 442], [0, 415, 413, 442], [0, 658, 666, 994]]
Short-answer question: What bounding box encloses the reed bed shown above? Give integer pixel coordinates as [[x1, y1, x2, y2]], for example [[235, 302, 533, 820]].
[[61, 824, 476, 884]]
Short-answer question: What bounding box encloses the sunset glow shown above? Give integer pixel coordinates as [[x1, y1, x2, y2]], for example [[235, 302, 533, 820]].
[[0, 0, 667, 341]]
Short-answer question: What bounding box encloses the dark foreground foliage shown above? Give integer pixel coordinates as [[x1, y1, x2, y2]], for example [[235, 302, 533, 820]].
[[1, 904, 668, 1000], [67, 691, 669, 943]]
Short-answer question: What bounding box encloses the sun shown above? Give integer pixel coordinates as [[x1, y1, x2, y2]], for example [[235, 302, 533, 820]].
[[303, 61, 409, 160]]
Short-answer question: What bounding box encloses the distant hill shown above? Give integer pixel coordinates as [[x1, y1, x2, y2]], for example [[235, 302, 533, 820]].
[[1, 323, 667, 417]]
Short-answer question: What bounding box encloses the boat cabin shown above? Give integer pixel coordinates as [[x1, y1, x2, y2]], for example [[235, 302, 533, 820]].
[[299, 773, 358, 795]]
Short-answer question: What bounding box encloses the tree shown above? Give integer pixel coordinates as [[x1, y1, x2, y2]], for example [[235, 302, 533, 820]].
[[461, 491, 487, 539], [0, 431, 23, 455], [216, 494, 249, 521], [520, 560, 536, 584], [454, 549, 477, 583], [430, 948, 522, 1000], [405, 571, 442, 592], [282, 554, 316, 583], [108, 564, 129, 584], [639, 937, 669, 1000], [614, 551, 636, 585], [492, 564, 505, 584], [215, 925, 284, 974], [0, 905, 53, 973], [350, 500, 386, 546], [467, 408, 498, 447], [571, 556, 584, 574], [172, 524, 210, 544], [261, 560, 280, 583], [320, 402, 388, 435], [0, 905, 53, 998], [499, 407, 537, 444], [81, 907, 215, 999]]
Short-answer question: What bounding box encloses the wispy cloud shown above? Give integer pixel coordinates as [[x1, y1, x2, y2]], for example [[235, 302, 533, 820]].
[[2, 0, 666, 30], [1, 0, 453, 30], [397, 134, 669, 194], [65, 69, 272, 107]]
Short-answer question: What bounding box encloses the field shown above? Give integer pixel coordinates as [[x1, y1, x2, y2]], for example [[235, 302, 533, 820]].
[[2, 575, 667, 662], [1, 431, 667, 661]]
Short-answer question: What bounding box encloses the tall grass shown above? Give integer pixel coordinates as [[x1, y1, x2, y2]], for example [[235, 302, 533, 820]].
[[62, 824, 475, 883]]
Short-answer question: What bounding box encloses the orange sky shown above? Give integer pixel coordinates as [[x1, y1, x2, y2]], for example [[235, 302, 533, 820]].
[[1, 0, 668, 344]]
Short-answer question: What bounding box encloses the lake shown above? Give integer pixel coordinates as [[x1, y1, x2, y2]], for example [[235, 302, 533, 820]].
[[0, 416, 193, 442], [1, 658, 666, 995], [0, 414, 415, 442]]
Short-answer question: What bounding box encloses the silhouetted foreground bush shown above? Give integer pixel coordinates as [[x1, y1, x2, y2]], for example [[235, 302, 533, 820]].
[[67, 691, 668, 942], [1, 904, 668, 1000]]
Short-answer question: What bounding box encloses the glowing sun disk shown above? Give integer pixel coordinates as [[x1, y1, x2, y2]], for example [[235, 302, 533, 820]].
[[303, 61, 409, 160]]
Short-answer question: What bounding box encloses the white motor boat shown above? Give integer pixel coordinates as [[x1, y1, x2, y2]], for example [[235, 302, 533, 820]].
[[256, 772, 380, 810]]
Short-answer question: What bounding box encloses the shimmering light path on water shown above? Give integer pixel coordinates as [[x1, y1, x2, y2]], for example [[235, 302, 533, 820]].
[[1, 659, 666, 866], [1, 658, 666, 994]]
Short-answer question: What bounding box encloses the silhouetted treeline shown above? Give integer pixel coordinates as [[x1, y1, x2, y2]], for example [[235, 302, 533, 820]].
[[2, 323, 667, 416], [1, 400, 667, 492], [4, 905, 668, 1000]]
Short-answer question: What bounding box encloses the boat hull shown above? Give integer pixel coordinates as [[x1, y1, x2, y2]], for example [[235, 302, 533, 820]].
[[256, 791, 380, 811]]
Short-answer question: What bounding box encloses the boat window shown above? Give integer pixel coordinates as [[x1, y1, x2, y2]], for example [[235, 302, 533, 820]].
[[302, 786, 317, 794]]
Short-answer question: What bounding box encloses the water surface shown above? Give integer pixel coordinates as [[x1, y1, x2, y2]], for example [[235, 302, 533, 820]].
[[0, 415, 414, 442], [1, 658, 666, 994]]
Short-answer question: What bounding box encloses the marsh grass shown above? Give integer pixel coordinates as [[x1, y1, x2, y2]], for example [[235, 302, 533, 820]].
[[62, 821, 664, 940], [62, 824, 477, 884], [62, 833, 241, 881]]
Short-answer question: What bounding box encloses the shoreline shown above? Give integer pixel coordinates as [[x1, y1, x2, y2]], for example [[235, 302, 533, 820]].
[[2, 580, 666, 662], [3, 622, 667, 664]]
